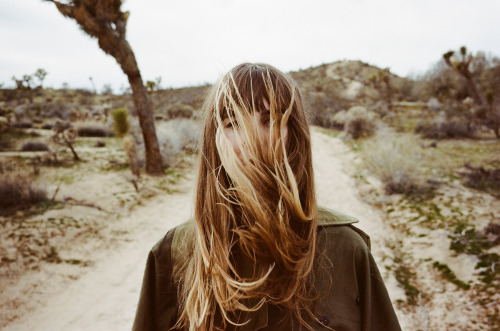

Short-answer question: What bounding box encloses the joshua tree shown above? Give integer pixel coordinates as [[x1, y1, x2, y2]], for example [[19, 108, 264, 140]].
[[52, 121, 80, 161], [145, 80, 157, 94], [34, 68, 48, 88], [12, 74, 34, 103], [101, 83, 113, 95], [443, 46, 484, 106], [45, 0, 163, 175], [443, 47, 500, 137], [89, 76, 96, 94]]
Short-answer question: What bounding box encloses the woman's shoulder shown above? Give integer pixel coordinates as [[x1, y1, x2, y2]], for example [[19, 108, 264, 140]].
[[317, 206, 371, 251], [151, 220, 196, 276]]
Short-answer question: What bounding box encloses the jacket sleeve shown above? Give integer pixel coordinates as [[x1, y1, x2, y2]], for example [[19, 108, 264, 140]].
[[132, 229, 179, 331], [356, 237, 401, 331], [315, 225, 401, 331]]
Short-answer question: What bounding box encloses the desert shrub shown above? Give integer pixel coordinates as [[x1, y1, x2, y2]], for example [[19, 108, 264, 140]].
[[166, 103, 195, 119], [0, 172, 47, 214], [427, 97, 441, 111], [12, 119, 33, 128], [75, 122, 111, 137], [157, 118, 201, 166], [21, 141, 49, 152], [344, 106, 377, 139], [368, 100, 390, 118], [332, 110, 348, 129], [44, 100, 71, 120], [415, 116, 471, 139], [132, 118, 201, 167], [123, 135, 140, 177], [0, 116, 9, 132], [460, 165, 500, 198], [361, 129, 426, 195], [42, 123, 53, 130], [111, 107, 130, 137]]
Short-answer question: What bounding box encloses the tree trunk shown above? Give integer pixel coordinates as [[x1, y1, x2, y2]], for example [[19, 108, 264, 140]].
[[102, 39, 164, 175], [66, 141, 81, 161], [49, 1, 164, 175], [463, 72, 484, 106], [127, 73, 164, 175]]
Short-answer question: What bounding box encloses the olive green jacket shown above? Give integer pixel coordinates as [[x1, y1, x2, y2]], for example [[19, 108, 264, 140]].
[[132, 207, 402, 331]]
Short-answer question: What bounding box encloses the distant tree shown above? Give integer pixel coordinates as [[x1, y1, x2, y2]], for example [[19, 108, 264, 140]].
[[102, 83, 113, 95], [45, 0, 163, 175], [367, 68, 394, 114], [52, 121, 80, 161], [120, 84, 132, 95], [34, 68, 48, 88], [145, 80, 157, 94], [12, 74, 34, 103], [441, 46, 500, 138], [154, 76, 162, 90], [443, 46, 483, 106], [145, 77, 162, 94], [89, 76, 96, 93]]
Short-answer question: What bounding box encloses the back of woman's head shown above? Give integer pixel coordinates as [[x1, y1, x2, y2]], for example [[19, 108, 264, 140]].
[[177, 63, 318, 330]]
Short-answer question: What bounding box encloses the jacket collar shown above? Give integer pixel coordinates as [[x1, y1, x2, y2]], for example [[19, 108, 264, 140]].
[[317, 206, 359, 226]]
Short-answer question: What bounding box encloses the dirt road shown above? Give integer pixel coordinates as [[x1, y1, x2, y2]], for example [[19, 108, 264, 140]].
[[4, 130, 406, 330]]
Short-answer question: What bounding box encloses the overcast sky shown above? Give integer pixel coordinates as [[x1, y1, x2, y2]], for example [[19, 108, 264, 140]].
[[1, 0, 499, 91]]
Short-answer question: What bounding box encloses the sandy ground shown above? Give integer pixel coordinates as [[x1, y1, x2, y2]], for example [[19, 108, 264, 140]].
[[4, 130, 408, 330]]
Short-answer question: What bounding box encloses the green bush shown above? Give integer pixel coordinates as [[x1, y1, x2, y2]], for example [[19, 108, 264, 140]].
[[111, 107, 130, 137]]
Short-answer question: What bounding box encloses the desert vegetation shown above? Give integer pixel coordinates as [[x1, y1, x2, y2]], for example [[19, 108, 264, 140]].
[[290, 48, 499, 329], [1, 45, 499, 329]]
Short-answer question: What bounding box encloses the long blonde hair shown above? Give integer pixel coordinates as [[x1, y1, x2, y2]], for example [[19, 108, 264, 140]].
[[176, 63, 317, 330]]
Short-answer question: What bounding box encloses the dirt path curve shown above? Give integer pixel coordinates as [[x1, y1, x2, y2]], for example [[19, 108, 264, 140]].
[[5, 129, 406, 330], [4, 183, 195, 331]]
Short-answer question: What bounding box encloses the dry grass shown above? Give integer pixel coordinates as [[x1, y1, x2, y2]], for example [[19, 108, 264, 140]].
[[0, 172, 48, 214], [130, 118, 201, 168], [157, 118, 201, 166], [360, 129, 427, 194], [422, 138, 500, 189]]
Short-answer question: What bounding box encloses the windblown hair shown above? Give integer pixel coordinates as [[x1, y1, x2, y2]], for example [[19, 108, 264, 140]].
[[176, 63, 317, 330]]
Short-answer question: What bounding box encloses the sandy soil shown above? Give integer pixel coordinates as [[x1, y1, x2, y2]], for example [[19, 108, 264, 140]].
[[0, 129, 432, 330]]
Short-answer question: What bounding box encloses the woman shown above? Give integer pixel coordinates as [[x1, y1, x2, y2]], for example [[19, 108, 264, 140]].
[[133, 63, 401, 331]]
